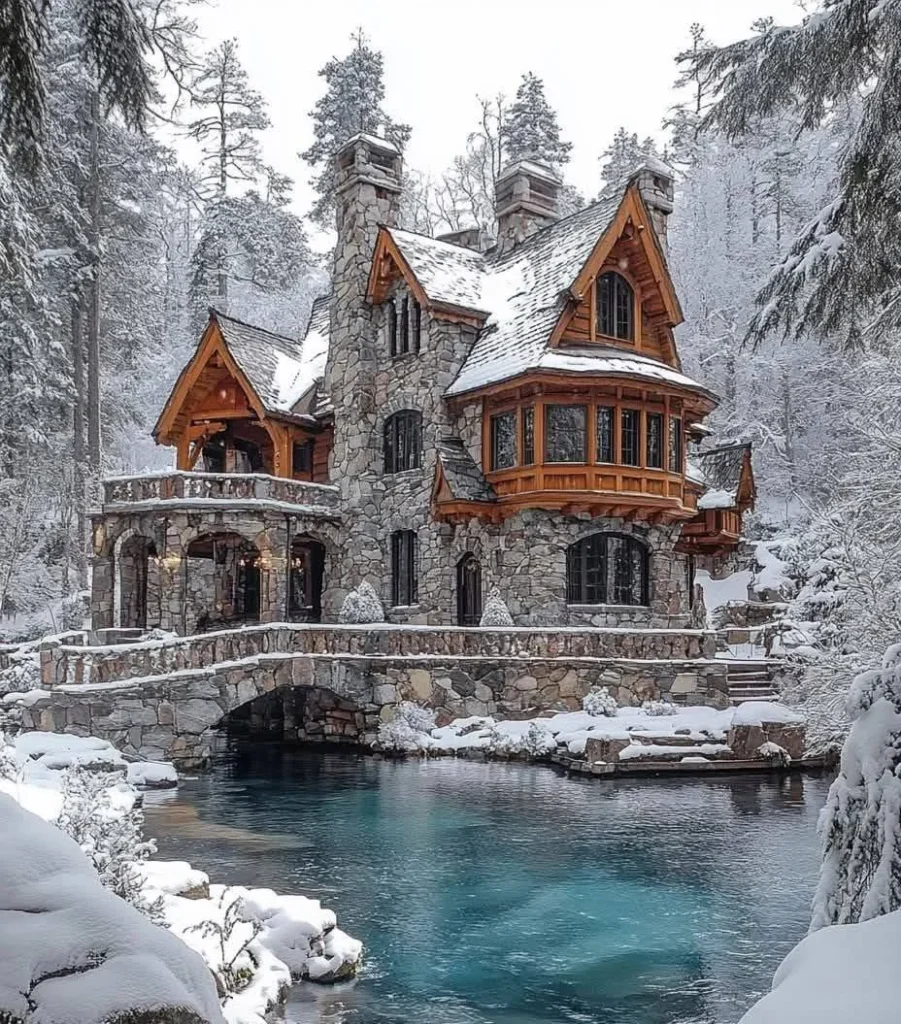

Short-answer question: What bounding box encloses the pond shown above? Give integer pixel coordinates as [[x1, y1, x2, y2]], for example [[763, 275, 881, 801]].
[[146, 749, 832, 1024]]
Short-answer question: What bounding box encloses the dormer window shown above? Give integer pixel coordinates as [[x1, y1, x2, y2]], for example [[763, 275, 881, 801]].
[[388, 295, 422, 357], [597, 272, 634, 342]]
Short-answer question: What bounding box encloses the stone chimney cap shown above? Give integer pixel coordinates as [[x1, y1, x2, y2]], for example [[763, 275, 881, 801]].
[[338, 131, 400, 156], [629, 156, 676, 183], [496, 158, 562, 186]]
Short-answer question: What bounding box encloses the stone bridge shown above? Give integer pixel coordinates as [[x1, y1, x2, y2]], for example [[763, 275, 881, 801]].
[[20, 624, 728, 765]]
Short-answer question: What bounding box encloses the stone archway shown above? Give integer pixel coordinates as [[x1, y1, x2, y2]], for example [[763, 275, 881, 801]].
[[185, 532, 262, 633], [115, 533, 160, 630], [219, 685, 366, 747]]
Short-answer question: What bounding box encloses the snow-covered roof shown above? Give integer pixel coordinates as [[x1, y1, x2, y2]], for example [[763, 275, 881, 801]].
[[213, 311, 306, 416], [389, 229, 486, 312], [693, 443, 753, 509], [534, 346, 712, 394], [436, 439, 497, 502], [284, 296, 330, 410]]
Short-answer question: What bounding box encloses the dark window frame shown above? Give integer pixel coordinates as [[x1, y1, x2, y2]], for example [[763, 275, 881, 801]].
[[566, 533, 649, 607], [292, 438, 315, 477], [621, 408, 641, 467], [597, 271, 635, 342], [669, 416, 683, 472], [384, 410, 423, 474], [391, 530, 418, 607], [596, 405, 614, 463], [390, 294, 422, 358], [490, 410, 517, 471], [521, 406, 535, 466], [646, 413, 663, 469]]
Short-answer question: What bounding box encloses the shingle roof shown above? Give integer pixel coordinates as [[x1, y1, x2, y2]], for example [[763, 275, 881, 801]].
[[694, 443, 752, 509], [214, 301, 330, 416], [389, 229, 486, 312], [436, 438, 497, 502]]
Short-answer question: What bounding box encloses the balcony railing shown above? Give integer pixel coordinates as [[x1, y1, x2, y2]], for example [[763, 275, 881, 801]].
[[103, 471, 340, 511]]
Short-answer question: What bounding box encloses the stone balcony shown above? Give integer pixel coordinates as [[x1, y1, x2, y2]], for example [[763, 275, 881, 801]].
[[102, 471, 341, 517]]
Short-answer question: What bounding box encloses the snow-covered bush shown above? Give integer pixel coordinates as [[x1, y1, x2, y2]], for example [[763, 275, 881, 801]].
[[377, 701, 436, 751], [811, 643, 901, 930], [642, 699, 678, 716], [57, 765, 160, 918], [0, 647, 40, 695], [757, 741, 791, 766], [479, 587, 514, 627], [188, 888, 263, 996], [522, 721, 557, 757], [582, 686, 618, 717], [338, 581, 385, 624]]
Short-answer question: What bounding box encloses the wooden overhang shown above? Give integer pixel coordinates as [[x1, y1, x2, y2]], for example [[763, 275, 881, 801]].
[[677, 446, 757, 554]]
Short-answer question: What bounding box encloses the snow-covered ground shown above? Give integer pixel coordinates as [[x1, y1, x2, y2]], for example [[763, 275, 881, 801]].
[[0, 731, 362, 1024], [379, 699, 803, 760]]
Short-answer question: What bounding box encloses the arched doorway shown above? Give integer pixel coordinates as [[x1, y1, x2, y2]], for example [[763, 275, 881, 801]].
[[289, 536, 325, 622], [186, 533, 262, 632], [118, 535, 158, 629], [456, 553, 482, 626]]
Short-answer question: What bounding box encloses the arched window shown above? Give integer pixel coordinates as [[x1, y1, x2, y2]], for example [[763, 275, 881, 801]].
[[391, 530, 418, 607], [456, 553, 482, 626], [597, 271, 634, 341], [384, 410, 422, 473], [566, 534, 649, 606]]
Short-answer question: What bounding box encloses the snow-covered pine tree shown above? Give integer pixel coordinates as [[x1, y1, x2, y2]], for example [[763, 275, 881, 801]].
[[501, 72, 572, 170], [691, 6, 901, 346], [598, 127, 661, 192], [480, 588, 513, 627], [301, 28, 411, 230], [811, 644, 901, 930]]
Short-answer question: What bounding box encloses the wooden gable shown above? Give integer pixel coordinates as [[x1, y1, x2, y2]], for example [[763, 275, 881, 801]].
[[552, 185, 683, 368], [154, 316, 268, 449], [366, 229, 430, 307]]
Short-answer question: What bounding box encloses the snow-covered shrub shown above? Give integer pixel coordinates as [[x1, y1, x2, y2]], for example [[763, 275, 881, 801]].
[[57, 765, 161, 918], [0, 734, 17, 782], [582, 686, 618, 717], [338, 581, 385, 624], [642, 699, 678, 716], [188, 888, 263, 996], [757, 741, 791, 766], [479, 587, 514, 627], [0, 648, 40, 696], [485, 724, 521, 756], [522, 721, 556, 757], [377, 701, 436, 752], [811, 643, 901, 930]]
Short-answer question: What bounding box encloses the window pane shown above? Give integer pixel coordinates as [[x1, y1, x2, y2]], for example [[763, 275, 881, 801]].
[[385, 411, 422, 473], [387, 300, 397, 357], [399, 296, 410, 355], [412, 300, 422, 354], [669, 417, 683, 472], [597, 273, 634, 341], [596, 406, 614, 462], [522, 406, 535, 466], [621, 409, 640, 466], [545, 404, 587, 463], [646, 413, 663, 469], [490, 411, 517, 470], [391, 530, 417, 606]]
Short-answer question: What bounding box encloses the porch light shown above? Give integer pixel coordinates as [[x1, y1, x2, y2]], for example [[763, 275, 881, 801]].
[[219, 386, 229, 400]]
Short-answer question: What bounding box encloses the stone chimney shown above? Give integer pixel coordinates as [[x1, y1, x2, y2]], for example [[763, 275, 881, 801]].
[[630, 159, 675, 251], [494, 159, 561, 254], [333, 132, 403, 246]]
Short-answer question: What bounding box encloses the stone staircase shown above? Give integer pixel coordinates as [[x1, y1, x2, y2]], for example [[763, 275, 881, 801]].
[[725, 660, 780, 705]]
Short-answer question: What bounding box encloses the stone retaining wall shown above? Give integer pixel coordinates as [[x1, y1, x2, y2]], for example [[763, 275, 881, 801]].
[[23, 645, 728, 766], [39, 624, 718, 688]]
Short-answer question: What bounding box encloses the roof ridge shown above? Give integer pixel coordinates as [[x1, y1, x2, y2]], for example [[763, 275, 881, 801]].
[[697, 442, 752, 456], [387, 225, 487, 260], [210, 307, 300, 347]]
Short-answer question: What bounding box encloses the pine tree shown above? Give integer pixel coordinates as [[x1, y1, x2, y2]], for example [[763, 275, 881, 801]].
[[599, 127, 661, 191], [666, 23, 715, 166], [0, 0, 153, 175], [691, 7, 901, 345], [501, 72, 572, 170], [301, 29, 411, 230]]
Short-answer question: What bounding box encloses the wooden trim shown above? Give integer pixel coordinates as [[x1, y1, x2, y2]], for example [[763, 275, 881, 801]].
[[366, 228, 431, 308]]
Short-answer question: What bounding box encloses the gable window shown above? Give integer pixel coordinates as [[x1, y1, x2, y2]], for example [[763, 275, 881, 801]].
[[567, 534, 649, 606], [597, 272, 634, 342], [491, 411, 517, 470], [390, 296, 422, 357], [621, 409, 640, 467], [384, 410, 422, 473], [646, 413, 663, 469], [596, 406, 614, 463], [545, 404, 587, 463], [522, 406, 535, 466], [292, 439, 315, 477], [391, 530, 418, 606], [669, 417, 683, 472]]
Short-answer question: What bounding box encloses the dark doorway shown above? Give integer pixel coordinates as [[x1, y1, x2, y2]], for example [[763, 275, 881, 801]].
[[118, 535, 157, 629], [289, 537, 325, 622], [186, 533, 262, 631], [456, 553, 482, 626]]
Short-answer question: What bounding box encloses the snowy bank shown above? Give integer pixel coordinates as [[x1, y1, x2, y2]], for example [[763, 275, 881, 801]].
[[0, 794, 225, 1024], [740, 910, 901, 1024], [0, 730, 362, 1024]]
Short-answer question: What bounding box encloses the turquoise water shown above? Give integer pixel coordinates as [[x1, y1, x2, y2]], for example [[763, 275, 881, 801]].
[[147, 750, 832, 1024]]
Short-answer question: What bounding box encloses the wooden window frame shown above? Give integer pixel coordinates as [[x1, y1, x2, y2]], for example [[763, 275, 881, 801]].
[[490, 410, 517, 471], [593, 270, 638, 345], [544, 401, 589, 464]]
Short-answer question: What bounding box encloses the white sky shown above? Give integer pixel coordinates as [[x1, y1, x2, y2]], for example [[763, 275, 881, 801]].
[[190, 0, 802, 230]]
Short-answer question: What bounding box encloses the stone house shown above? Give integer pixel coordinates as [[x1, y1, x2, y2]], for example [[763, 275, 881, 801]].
[[90, 133, 754, 636]]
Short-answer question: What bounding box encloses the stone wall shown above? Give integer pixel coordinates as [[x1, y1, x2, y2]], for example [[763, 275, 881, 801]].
[[24, 646, 728, 766]]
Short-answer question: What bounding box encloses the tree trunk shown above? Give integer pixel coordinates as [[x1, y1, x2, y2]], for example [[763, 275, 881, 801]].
[[86, 90, 102, 476]]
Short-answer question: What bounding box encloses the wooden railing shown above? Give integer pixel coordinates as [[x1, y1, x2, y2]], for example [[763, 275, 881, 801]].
[[103, 471, 340, 510]]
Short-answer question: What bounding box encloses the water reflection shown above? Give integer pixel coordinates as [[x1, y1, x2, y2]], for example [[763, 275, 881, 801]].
[[147, 751, 832, 1024]]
